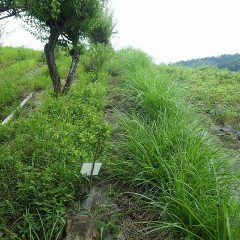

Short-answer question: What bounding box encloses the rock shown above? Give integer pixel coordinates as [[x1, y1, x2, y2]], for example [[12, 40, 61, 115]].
[[105, 231, 115, 240], [64, 185, 124, 240], [64, 214, 100, 240], [83, 186, 107, 209]]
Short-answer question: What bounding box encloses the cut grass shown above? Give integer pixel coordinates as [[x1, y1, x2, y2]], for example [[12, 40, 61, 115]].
[[107, 48, 240, 239]]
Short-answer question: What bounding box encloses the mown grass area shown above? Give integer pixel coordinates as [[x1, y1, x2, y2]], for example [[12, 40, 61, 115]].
[[108, 49, 240, 239], [0, 46, 110, 239], [0, 47, 50, 120], [159, 66, 240, 131]]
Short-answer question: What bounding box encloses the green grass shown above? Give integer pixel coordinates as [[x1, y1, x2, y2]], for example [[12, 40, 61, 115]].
[[107, 48, 240, 239], [0, 47, 110, 239], [159, 65, 240, 130], [0, 47, 41, 66], [0, 47, 50, 120], [1, 46, 239, 239]]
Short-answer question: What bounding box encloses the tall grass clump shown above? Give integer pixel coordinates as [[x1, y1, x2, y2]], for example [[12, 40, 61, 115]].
[[110, 48, 240, 239]]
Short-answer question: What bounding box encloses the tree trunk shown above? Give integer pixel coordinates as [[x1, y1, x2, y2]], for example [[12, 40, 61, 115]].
[[62, 47, 80, 94], [44, 29, 62, 94]]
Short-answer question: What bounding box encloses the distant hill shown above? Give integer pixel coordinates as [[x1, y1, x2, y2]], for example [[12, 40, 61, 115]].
[[176, 53, 240, 71]]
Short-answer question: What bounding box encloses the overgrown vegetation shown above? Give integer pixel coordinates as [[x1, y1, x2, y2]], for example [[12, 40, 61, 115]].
[[158, 65, 240, 148], [1, 44, 240, 239], [107, 48, 240, 239], [0, 46, 110, 239], [176, 53, 240, 71]]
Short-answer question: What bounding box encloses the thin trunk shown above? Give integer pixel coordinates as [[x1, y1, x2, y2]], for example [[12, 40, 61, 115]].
[[44, 29, 62, 94], [62, 47, 80, 94]]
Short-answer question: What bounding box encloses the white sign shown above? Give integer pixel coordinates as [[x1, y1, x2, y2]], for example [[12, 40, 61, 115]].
[[81, 163, 102, 176]]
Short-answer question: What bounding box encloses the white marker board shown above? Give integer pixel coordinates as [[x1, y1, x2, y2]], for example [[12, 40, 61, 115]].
[[81, 163, 102, 176]]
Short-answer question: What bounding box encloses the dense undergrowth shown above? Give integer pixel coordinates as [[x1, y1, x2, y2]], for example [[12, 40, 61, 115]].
[[108, 49, 240, 239], [0, 45, 111, 239], [159, 65, 240, 131], [1, 45, 240, 240]]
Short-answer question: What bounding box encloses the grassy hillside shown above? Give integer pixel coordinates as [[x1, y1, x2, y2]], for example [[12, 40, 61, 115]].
[[0, 47, 240, 240], [0, 47, 50, 120], [0, 46, 110, 239], [159, 65, 240, 149]]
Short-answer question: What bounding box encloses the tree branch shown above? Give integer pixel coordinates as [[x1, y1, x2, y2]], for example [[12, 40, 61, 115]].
[[0, 0, 13, 13], [0, 12, 14, 20], [44, 28, 62, 94], [62, 46, 80, 94]]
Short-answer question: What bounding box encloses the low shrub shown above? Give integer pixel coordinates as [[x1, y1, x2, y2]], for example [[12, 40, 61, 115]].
[[81, 44, 113, 81]]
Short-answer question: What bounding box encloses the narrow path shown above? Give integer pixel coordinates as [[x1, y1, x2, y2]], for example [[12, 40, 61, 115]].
[[62, 76, 126, 240], [103, 77, 163, 240], [63, 75, 165, 240]]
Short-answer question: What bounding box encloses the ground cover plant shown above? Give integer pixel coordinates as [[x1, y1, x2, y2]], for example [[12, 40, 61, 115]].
[[0, 46, 110, 239], [108, 48, 240, 239], [158, 65, 240, 148]]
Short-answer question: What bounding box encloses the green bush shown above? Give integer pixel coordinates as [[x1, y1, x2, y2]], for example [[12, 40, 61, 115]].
[[81, 44, 113, 81]]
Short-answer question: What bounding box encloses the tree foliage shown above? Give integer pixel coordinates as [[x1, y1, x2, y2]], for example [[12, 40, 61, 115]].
[[0, 0, 26, 20], [89, 8, 115, 45], [0, 0, 114, 94], [176, 53, 240, 71]]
